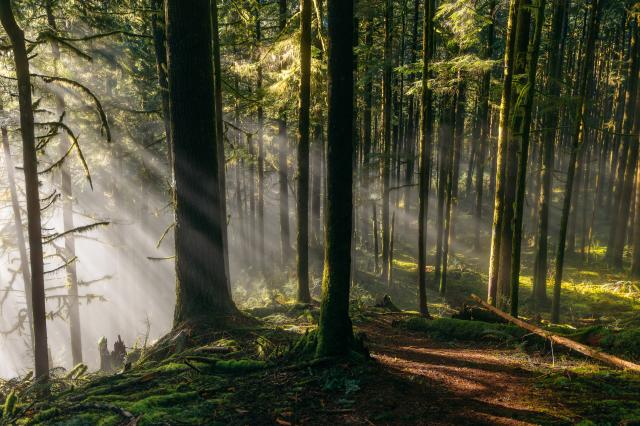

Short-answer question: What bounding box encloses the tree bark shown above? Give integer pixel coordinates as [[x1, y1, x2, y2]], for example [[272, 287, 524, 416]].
[[496, 0, 531, 310], [211, 0, 232, 289], [417, 0, 434, 316], [610, 17, 640, 269], [381, 0, 393, 281], [487, 0, 520, 305], [255, 6, 266, 275], [551, 0, 602, 323], [151, 0, 172, 166], [532, 0, 569, 309], [278, 0, 292, 267], [165, 0, 237, 325], [474, 0, 496, 251], [510, 0, 546, 317], [316, 0, 354, 358], [0, 0, 49, 381], [297, 0, 312, 303]]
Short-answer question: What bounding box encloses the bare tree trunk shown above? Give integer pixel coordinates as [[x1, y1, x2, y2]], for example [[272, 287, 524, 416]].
[[166, 0, 237, 325], [211, 0, 232, 288], [316, 0, 354, 357], [381, 0, 394, 281], [151, 0, 172, 165], [607, 16, 639, 268], [532, 0, 568, 309], [1, 124, 33, 351], [278, 0, 292, 267], [552, 0, 602, 323], [44, 5, 84, 362], [296, 0, 312, 303], [418, 0, 435, 317], [474, 0, 496, 251]]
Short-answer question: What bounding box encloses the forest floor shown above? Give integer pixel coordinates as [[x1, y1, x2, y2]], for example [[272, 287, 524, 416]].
[[4, 241, 640, 424], [7, 303, 640, 425]]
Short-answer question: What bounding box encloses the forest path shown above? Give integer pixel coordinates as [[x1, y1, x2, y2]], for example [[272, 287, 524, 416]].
[[353, 314, 573, 425]]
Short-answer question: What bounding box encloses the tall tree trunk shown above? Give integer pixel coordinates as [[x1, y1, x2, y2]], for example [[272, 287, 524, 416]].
[[151, 0, 172, 165], [487, 0, 520, 305], [278, 0, 292, 267], [381, 0, 393, 281], [474, 0, 496, 251], [435, 99, 454, 288], [254, 5, 266, 275], [632, 155, 640, 277], [509, 0, 546, 317], [451, 80, 465, 241], [417, 0, 434, 316], [1, 120, 33, 351], [166, 0, 237, 325], [496, 0, 531, 310], [311, 123, 322, 246], [45, 2, 83, 366], [0, 0, 49, 381], [316, 0, 354, 358], [362, 16, 374, 253], [611, 17, 640, 268], [404, 0, 420, 204], [248, 133, 256, 253], [532, 0, 569, 309], [551, 0, 602, 323], [607, 18, 639, 267], [297, 0, 312, 303], [211, 0, 232, 289], [441, 98, 456, 296]]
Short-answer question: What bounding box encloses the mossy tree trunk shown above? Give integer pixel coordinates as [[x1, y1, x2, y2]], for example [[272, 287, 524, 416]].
[[497, 0, 531, 310], [487, 0, 520, 306], [165, 0, 237, 325], [316, 0, 354, 358], [510, 0, 546, 317]]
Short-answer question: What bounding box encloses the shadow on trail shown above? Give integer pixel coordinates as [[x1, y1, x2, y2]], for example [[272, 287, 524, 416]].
[[356, 315, 571, 425]]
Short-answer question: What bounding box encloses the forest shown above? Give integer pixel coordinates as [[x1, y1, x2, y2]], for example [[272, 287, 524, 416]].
[[0, 0, 639, 424]]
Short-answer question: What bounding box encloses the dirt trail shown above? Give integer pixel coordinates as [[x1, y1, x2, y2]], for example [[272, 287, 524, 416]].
[[351, 314, 571, 425]]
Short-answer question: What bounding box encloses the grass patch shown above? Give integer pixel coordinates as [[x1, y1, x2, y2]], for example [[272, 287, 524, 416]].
[[538, 367, 640, 424], [397, 317, 542, 347]]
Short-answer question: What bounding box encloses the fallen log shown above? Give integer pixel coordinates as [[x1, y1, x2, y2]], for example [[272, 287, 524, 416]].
[[469, 294, 640, 373]]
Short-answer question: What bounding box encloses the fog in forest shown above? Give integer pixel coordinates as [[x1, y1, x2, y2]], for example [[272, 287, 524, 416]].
[[1, 0, 640, 423]]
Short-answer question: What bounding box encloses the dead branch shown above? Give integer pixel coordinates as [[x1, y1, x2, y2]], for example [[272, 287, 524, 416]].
[[470, 294, 640, 373]]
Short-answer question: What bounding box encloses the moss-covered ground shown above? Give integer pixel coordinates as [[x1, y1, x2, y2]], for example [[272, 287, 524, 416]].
[[2, 238, 640, 425]]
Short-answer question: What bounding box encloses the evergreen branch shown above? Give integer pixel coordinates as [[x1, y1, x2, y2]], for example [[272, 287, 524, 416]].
[[42, 221, 110, 244], [29, 73, 112, 142]]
